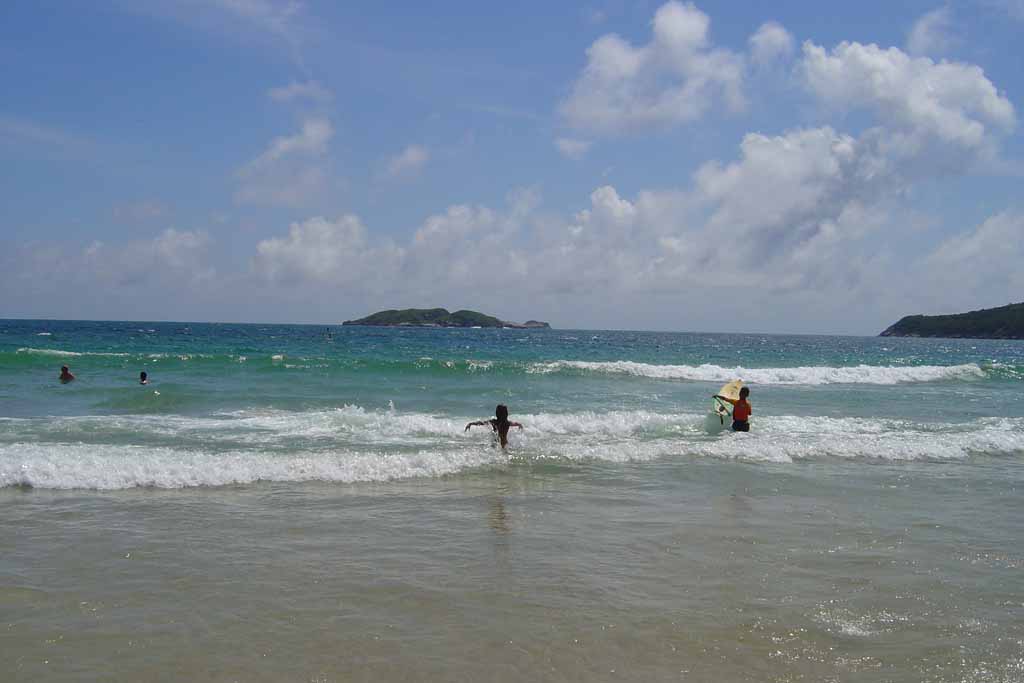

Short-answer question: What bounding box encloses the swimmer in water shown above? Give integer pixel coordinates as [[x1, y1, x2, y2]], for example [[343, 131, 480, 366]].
[[465, 404, 523, 449], [139, 371, 148, 385], [59, 365, 75, 384]]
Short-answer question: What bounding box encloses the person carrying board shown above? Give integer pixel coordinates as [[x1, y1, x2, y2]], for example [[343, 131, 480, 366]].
[[714, 387, 752, 432]]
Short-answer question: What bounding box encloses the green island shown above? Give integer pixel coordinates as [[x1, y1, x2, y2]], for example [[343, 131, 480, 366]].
[[880, 302, 1024, 339], [342, 308, 550, 329]]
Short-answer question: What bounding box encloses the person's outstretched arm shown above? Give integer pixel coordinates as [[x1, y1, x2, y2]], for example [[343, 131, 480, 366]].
[[508, 421, 523, 430], [713, 395, 738, 405], [465, 420, 489, 431]]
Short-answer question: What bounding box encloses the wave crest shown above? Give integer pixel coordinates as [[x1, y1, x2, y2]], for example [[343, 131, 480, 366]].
[[1, 409, 1021, 489], [527, 360, 987, 385]]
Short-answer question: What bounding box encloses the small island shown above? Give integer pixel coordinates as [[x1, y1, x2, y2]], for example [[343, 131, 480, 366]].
[[342, 308, 551, 329], [880, 302, 1024, 339]]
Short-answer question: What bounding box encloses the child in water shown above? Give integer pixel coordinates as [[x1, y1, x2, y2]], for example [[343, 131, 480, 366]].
[[465, 404, 523, 448], [715, 386, 752, 432], [59, 365, 75, 383]]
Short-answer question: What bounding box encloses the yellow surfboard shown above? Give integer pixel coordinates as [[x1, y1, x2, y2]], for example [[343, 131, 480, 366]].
[[709, 379, 743, 430]]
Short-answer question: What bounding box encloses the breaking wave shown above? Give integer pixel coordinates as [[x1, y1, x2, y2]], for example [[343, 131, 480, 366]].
[[527, 360, 990, 385], [1, 408, 1021, 489]]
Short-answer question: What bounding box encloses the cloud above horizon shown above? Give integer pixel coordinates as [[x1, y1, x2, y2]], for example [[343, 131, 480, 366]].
[[560, 1, 746, 133], [2, 1, 1021, 331], [235, 117, 334, 207], [906, 5, 957, 57]]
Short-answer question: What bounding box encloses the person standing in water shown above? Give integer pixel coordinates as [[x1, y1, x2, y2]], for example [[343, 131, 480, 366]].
[[465, 404, 523, 448], [139, 371, 148, 385], [714, 386, 752, 432], [59, 365, 75, 383]]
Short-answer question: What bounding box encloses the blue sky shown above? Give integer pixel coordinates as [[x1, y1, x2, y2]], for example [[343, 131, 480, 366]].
[[2, 0, 1022, 333]]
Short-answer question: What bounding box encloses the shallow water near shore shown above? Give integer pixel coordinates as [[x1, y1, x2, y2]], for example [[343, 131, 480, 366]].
[[2, 320, 1023, 680]]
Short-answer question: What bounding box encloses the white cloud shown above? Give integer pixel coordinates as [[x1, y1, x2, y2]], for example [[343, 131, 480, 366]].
[[267, 80, 332, 103], [236, 117, 333, 207], [253, 215, 403, 286], [0, 227, 225, 320], [800, 40, 1015, 168], [749, 21, 794, 66], [384, 144, 430, 178], [560, 1, 745, 133], [71, 229, 213, 288], [555, 137, 592, 160], [213, 0, 304, 38], [242, 117, 332, 172], [0, 115, 96, 158], [906, 6, 956, 57], [247, 93, 1016, 326], [920, 212, 1024, 307], [235, 166, 328, 207], [122, 0, 310, 64]]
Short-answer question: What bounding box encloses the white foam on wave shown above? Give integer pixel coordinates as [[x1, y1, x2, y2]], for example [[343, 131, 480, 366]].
[[0, 442, 497, 490], [16, 347, 130, 358], [527, 360, 987, 385], [686, 415, 1024, 464], [2, 409, 1021, 489]]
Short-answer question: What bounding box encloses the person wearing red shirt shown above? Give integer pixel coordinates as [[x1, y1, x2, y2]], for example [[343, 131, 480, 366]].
[[714, 386, 752, 432]]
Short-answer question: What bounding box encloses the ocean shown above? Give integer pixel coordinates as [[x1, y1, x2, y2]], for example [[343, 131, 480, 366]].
[[2, 319, 1022, 681]]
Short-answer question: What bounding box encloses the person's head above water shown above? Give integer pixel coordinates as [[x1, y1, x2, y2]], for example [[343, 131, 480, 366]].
[[739, 387, 750, 399], [61, 365, 69, 374], [495, 404, 509, 422], [139, 371, 148, 384]]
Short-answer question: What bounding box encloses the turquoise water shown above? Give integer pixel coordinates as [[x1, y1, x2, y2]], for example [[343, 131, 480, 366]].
[[2, 320, 1023, 487], [2, 320, 1022, 680]]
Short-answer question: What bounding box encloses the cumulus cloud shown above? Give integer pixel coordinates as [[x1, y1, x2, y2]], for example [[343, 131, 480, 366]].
[[560, 1, 745, 133], [906, 6, 956, 57], [2, 228, 216, 305], [555, 137, 592, 160], [384, 144, 430, 178], [252, 125, 893, 301], [800, 41, 1015, 171], [247, 25, 1022, 326], [249, 49, 1019, 324], [267, 80, 332, 103], [749, 21, 794, 66], [235, 117, 333, 207], [920, 212, 1024, 308], [253, 215, 403, 287], [84, 229, 214, 286]]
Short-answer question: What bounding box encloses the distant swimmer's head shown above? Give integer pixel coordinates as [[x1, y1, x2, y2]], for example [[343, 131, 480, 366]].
[[61, 365, 69, 373], [495, 404, 509, 422], [739, 387, 750, 399], [139, 371, 148, 384], [59, 365, 74, 383]]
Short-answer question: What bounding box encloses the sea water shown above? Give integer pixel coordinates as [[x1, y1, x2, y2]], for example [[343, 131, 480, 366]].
[[1, 320, 1022, 681]]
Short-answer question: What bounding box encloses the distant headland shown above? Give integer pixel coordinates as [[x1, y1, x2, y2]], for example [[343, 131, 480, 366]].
[[880, 302, 1024, 339], [342, 308, 551, 329]]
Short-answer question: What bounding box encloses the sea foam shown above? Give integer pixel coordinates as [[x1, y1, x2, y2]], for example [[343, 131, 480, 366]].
[[16, 347, 130, 358], [527, 360, 987, 385], [1, 409, 1021, 489]]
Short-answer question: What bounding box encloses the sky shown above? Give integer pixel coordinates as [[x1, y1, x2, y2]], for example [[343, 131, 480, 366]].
[[1, 0, 1022, 334]]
